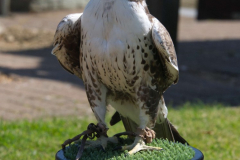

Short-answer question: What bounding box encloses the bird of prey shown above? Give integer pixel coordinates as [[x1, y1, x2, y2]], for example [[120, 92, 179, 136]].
[[52, 0, 188, 158]]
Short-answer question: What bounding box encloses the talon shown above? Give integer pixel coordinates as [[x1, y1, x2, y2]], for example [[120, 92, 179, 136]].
[[61, 123, 109, 160], [128, 144, 162, 155], [115, 135, 163, 155]]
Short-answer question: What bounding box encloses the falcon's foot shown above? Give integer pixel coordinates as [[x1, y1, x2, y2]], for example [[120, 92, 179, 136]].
[[84, 135, 119, 151], [61, 123, 116, 160], [113, 128, 163, 155], [121, 136, 162, 155]]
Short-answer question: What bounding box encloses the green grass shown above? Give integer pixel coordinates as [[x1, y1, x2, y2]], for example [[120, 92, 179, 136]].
[[0, 103, 240, 160], [64, 138, 194, 160], [168, 103, 240, 160]]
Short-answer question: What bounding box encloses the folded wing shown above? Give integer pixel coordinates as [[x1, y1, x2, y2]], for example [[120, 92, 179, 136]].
[[151, 17, 179, 85], [52, 13, 83, 79]]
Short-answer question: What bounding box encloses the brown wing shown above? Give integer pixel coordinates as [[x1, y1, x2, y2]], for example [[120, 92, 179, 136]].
[[52, 13, 83, 79], [151, 17, 179, 84]]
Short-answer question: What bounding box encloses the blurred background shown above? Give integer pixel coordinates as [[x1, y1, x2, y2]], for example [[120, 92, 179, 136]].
[[0, 0, 240, 119], [0, 0, 240, 160]]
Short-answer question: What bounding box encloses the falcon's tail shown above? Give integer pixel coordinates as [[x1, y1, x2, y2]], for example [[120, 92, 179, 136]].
[[154, 117, 189, 145], [110, 112, 189, 145], [167, 119, 189, 145]]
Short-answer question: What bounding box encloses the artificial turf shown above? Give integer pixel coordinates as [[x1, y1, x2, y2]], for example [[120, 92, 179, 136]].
[[64, 138, 194, 160]]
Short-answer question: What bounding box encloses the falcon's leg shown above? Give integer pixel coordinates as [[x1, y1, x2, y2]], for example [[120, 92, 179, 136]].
[[85, 83, 118, 150], [61, 81, 119, 156], [114, 86, 163, 154], [85, 84, 108, 149], [85, 83, 107, 126]]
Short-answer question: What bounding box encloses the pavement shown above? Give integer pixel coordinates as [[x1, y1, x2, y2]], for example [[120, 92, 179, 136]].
[[0, 9, 240, 120]]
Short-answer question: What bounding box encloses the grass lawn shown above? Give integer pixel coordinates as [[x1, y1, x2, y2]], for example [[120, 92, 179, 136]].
[[0, 103, 240, 160]]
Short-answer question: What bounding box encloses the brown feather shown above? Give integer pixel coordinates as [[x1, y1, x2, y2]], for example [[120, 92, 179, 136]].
[[58, 60, 74, 74], [168, 119, 189, 145], [110, 111, 121, 126], [52, 13, 83, 79]]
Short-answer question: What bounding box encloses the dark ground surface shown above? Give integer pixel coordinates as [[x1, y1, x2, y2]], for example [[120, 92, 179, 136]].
[[0, 10, 240, 120], [166, 39, 240, 105]]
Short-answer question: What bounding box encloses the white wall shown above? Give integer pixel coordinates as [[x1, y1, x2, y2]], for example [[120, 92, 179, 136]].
[[16, 0, 89, 12]]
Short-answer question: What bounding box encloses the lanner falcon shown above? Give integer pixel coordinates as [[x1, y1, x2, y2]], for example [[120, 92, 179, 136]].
[[52, 0, 188, 158]]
